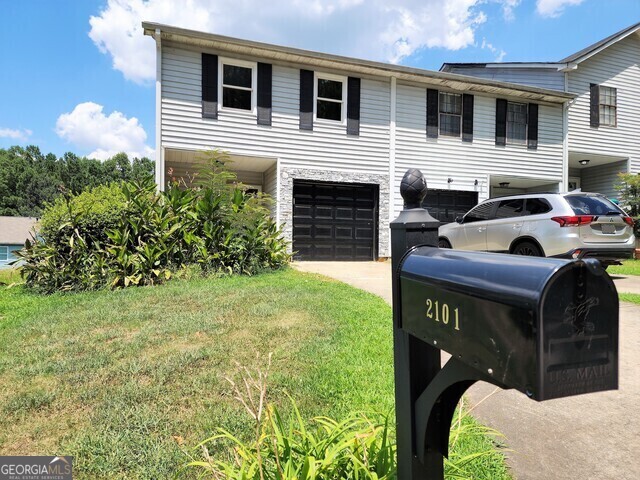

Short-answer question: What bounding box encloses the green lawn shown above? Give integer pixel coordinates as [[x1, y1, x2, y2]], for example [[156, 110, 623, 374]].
[[620, 293, 640, 305], [0, 269, 510, 479], [608, 259, 640, 276]]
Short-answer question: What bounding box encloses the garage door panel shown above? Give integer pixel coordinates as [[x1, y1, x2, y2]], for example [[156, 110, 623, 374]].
[[293, 181, 378, 261], [315, 205, 334, 219], [314, 225, 333, 239], [335, 226, 354, 239], [294, 204, 312, 218], [336, 207, 355, 220], [424, 189, 478, 223]]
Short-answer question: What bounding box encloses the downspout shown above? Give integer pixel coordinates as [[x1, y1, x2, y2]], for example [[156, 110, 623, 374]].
[[388, 76, 397, 256], [155, 28, 164, 191], [562, 71, 569, 192]]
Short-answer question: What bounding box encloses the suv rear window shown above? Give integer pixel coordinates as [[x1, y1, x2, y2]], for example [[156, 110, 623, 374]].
[[565, 195, 623, 216], [524, 198, 551, 216]]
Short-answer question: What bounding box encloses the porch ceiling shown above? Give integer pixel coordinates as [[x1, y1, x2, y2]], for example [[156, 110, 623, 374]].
[[490, 175, 560, 190], [569, 151, 628, 169], [165, 148, 276, 172]]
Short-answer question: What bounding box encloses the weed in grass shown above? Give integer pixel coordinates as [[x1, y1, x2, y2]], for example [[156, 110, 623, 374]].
[[187, 356, 510, 480]]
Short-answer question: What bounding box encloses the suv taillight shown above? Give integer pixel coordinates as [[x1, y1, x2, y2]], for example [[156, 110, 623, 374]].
[[623, 216, 635, 227], [551, 215, 595, 227]]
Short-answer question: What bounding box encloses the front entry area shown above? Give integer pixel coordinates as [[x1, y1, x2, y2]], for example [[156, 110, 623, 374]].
[[292, 180, 378, 261]]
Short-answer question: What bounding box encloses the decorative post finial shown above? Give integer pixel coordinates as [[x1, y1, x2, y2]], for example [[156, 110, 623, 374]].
[[400, 168, 428, 209]]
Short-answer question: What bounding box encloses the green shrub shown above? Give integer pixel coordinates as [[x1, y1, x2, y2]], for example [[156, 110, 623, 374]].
[[16, 151, 291, 292], [38, 183, 128, 246]]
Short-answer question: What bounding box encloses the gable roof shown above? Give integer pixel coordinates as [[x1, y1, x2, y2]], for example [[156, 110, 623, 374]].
[[143, 22, 574, 104], [441, 21, 640, 73], [559, 21, 640, 64], [0, 216, 37, 245]]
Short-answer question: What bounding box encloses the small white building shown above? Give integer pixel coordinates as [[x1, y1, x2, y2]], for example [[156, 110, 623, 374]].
[[143, 22, 573, 260], [442, 21, 640, 201]]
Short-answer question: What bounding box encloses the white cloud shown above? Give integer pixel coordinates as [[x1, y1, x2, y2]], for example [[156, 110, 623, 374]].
[[55, 102, 154, 160], [89, 0, 517, 84], [536, 0, 584, 18], [0, 128, 32, 141], [497, 0, 521, 21], [481, 38, 507, 62]]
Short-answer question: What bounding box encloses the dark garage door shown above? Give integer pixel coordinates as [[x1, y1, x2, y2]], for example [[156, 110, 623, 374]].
[[293, 181, 378, 261], [423, 189, 478, 223]]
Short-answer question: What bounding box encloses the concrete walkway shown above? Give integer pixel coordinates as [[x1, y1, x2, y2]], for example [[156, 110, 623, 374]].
[[294, 261, 640, 480]]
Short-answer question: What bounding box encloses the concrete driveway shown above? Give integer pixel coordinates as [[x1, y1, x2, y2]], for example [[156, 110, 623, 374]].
[[294, 261, 640, 480]]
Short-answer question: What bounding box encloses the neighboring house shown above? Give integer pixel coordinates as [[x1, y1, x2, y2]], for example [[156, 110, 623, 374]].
[[0, 216, 36, 268], [143, 22, 573, 260], [442, 21, 640, 201]]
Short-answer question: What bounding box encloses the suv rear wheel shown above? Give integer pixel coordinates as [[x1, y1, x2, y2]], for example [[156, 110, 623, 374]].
[[512, 241, 542, 257], [438, 238, 452, 249]]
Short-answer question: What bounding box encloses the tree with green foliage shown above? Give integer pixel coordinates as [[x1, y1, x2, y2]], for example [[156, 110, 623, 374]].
[[615, 172, 640, 237], [616, 172, 640, 216], [0, 145, 154, 217]]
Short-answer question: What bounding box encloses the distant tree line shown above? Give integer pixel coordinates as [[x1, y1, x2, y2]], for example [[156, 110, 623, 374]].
[[0, 145, 154, 217]]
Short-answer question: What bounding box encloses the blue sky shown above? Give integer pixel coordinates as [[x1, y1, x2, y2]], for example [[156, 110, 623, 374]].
[[1, 0, 639, 159]]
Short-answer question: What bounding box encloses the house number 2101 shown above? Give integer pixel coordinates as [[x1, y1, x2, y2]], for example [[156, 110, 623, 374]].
[[426, 299, 460, 331]]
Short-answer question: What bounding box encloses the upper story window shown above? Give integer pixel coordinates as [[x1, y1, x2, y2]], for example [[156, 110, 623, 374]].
[[315, 73, 346, 122], [506, 102, 527, 144], [439, 92, 462, 137], [220, 58, 256, 112], [599, 86, 617, 127]]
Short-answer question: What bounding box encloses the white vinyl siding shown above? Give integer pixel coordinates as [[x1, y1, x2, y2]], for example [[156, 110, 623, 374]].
[[394, 84, 564, 216], [263, 163, 278, 218], [567, 34, 640, 175], [580, 160, 628, 199], [161, 44, 390, 175], [445, 67, 565, 91]]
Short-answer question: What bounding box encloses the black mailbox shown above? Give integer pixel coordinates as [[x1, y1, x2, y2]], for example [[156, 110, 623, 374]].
[[399, 246, 619, 401]]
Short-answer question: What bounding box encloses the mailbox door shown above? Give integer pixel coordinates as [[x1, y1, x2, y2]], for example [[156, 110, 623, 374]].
[[538, 260, 619, 400]]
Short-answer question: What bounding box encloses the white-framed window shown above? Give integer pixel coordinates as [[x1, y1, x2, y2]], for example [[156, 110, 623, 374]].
[[219, 57, 257, 112], [439, 92, 462, 137], [314, 72, 347, 123], [599, 86, 617, 127], [506, 101, 527, 144], [0, 246, 8, 262]]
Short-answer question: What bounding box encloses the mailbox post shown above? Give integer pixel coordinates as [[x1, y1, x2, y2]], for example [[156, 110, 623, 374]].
[[391, 168, 619, 480], [390, 169, 443, 480]]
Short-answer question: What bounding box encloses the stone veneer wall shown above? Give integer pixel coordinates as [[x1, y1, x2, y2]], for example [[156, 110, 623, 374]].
[[279, 167, 390, 258]]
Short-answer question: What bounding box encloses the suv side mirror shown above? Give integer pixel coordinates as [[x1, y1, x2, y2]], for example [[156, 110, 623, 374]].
[[455, 215, 464, 224]]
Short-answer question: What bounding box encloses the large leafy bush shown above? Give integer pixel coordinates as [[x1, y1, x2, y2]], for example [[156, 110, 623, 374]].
[[17, 152, 290, 292]]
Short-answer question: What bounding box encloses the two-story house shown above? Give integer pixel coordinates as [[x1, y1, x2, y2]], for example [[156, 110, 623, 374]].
[[442, 21, 640, 202], [143, 22, 573, 261]]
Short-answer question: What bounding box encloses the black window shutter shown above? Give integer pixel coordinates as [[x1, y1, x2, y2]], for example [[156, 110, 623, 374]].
[[347, 77, 361, 136], [527, 103, 539, 150], [299, 69, 314, 131], [495, 99, 507, 146], [426, 89, 439, 138], [590, 83, 600, 127], [257, 63, 272, 126], [202, 53, 218, 119], [462, 94, 474, 142]]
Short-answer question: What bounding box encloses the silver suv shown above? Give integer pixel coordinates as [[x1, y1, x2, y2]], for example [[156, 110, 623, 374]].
[[438, 192, 635, 266]]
